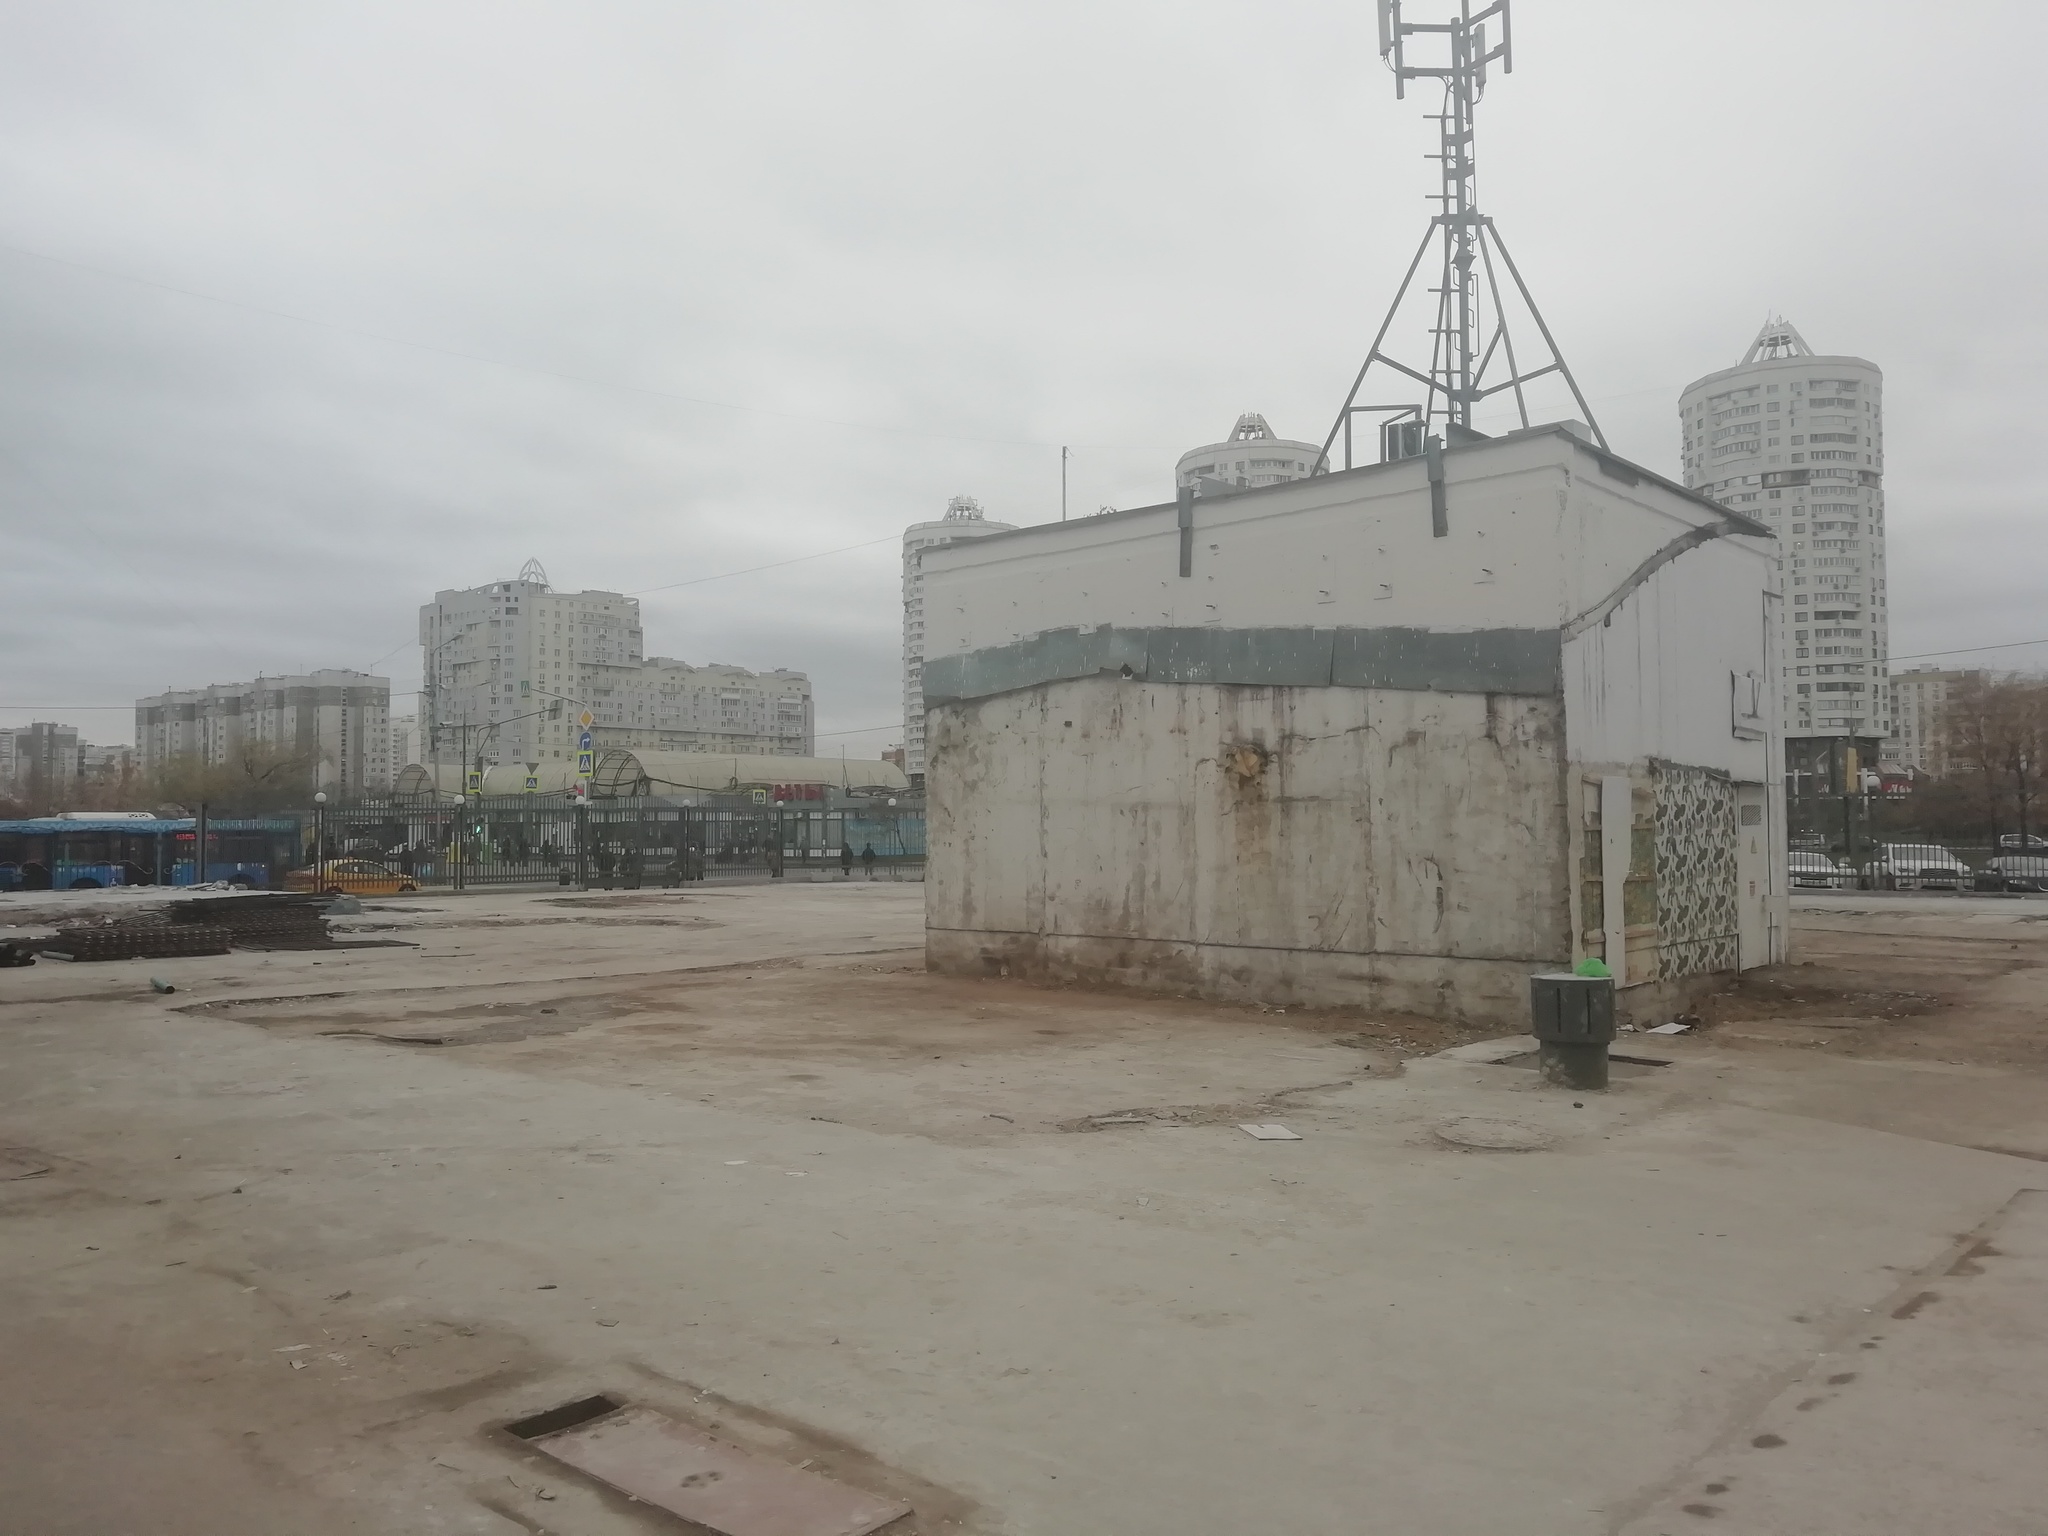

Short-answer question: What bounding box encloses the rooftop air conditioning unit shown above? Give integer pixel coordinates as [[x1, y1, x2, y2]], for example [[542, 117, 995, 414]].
[[1381, 420, 1427, 463]]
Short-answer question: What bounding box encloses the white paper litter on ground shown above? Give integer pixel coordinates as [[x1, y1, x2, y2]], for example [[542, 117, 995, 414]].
[[1645, 1022, 1692, 1035], [1238, 1123, 1303, 1140]]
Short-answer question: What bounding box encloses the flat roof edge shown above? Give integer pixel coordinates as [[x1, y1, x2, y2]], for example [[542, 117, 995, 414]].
[[922, 422, 1771, 559]]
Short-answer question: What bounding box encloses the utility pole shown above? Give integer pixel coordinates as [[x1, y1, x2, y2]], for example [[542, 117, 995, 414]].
[[1839, 738, 1858, 875], [1061, 446, 1070, 521]]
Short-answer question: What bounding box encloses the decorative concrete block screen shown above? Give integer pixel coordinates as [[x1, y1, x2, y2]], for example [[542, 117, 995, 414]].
[[1652, 761, 1739, 979]]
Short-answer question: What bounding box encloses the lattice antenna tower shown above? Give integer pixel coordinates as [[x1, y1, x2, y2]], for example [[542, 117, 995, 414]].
[[1320, 0, 1605, 471]]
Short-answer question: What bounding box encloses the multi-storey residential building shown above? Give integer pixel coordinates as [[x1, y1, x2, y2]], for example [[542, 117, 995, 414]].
[[135, 672, 391, 796], [1887, 667, 1987, 777], [2, 727, 138, 799], [77, 742, 137, 786], [388, 714, 422, 786], [1680, 320, 1888, 782], [418, 561, 813, 772], [1, 722, 80, 801], [903, 497, 1016, 781], [1174, 413, 1324, 498]]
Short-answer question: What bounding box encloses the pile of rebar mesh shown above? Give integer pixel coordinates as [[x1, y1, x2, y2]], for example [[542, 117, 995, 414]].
[[41, 892, 336, 962], [43, 923, 233, 962], [166, 893, 333, 950]]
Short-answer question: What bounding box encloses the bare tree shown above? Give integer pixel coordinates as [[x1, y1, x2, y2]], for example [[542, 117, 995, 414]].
[[149, 741, 319, 815], [1943, 674, 2048, 845]]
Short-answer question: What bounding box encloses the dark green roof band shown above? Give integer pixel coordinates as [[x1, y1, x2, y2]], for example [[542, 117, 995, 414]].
[[923, 625, 1562, 706]]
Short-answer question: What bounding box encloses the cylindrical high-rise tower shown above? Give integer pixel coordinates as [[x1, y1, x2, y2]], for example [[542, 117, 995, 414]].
[[1679, 319, 1888, 774], [1174, 413, 1324, 498], [902, 496, 1016, 784]]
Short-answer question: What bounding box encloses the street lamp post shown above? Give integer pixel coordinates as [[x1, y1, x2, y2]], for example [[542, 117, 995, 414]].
[[313, 791, 328, 878]]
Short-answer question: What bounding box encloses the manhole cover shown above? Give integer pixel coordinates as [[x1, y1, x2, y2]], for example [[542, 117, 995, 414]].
[[1433, 1117, 1551, 1151]]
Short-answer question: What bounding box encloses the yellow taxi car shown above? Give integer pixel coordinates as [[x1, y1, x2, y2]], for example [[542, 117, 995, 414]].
[[284, 858, 420, 896]]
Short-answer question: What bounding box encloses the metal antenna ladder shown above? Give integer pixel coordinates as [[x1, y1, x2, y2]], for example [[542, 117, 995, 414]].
[[1320, 0, 1607, 472]]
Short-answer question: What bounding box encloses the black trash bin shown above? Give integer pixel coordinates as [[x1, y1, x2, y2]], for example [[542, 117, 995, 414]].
[[1529, 972, 1616, 1089]]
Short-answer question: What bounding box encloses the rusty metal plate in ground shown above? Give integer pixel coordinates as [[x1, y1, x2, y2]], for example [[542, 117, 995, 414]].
[[512, 1400, 911, 1536], [1433, 1116, 1551, 1151]]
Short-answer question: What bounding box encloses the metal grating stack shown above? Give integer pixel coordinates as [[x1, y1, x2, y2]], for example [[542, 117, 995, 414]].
[[40, 892, 337, 962], [166, 893, 334, 950], [45, 924, 232, 962]]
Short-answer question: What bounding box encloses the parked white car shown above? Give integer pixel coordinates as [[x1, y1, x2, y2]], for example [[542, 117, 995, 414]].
[[1987, 854, 2048, 893], [1787, 850, 1848, 888], [1859, 843, 1974, 891]]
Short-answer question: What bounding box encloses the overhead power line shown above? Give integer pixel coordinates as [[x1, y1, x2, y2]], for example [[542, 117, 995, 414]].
[[1888, 638, 2048, 663]]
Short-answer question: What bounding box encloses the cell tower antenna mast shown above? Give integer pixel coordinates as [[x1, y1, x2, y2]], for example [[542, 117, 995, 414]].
[[1320, 0, 1605, 472]]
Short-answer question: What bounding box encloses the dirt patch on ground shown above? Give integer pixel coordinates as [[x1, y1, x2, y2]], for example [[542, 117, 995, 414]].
[[1055, 1077, 1361, 1132], [187, 954, 1455, 1144], [1698, 968, 1943, 1025], [1680, 908, 2048, 1071], [537, 894, 704, 909]]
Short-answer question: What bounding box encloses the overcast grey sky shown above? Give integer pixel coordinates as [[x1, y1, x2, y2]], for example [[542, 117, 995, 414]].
[[3, 1, 2043, 751]]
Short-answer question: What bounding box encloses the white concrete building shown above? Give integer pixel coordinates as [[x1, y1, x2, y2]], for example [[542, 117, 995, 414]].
[[1680, 319, 1887, 747], [1888, 667, 1987, 777], [388, 714, 422, 787], [135, 673, 392, 796], [77, 742, 136, 787], [419, 562, 813, 773], [902, 498, 1015, 781], [919, 423, 1787, 1026], [1174, 412, 1323, 498], [1, 723, 80, 798]]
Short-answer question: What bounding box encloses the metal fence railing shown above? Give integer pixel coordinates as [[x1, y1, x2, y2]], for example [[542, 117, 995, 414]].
[[314, 799, 924, 890], [1788, 839, 2048, 893]]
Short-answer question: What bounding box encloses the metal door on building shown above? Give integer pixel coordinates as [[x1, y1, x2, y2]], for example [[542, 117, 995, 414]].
[[1734, 785, 1772, 970]]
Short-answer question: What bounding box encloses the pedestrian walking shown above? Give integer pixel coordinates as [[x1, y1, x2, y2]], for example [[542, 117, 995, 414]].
[[860, 842, 877, 880], [840, 842, 854, 879]]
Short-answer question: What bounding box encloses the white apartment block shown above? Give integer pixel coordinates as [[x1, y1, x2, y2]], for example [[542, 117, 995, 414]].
[[1174, 412, 1324, 498], [1679, 319, 1888, 743], [78, 742, 137, 784], [419, 561, 813, 772], [1888, 667, 1986, 777], [1, 723, 79, 796], [903, 497, 1016, 779], [1, 726, 134, 795], [135, 672, 392, 795], [388, 714, 422, 786]]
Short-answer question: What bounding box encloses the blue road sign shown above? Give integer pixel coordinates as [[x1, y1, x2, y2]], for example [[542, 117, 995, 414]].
[[578, 729, 594, 751]]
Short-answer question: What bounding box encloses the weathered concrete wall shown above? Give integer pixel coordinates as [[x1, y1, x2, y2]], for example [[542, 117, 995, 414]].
[[1558, 463, 1788, 972], [926, 677, 1572, 1021], [921, 425, 1787, 1016]]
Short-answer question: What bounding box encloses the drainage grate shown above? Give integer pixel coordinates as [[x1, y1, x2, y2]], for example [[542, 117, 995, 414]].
[[504, 1394, 623, 1441]]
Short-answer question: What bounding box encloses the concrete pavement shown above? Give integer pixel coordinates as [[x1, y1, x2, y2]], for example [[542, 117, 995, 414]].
[[1, 883, 2042, 1533]]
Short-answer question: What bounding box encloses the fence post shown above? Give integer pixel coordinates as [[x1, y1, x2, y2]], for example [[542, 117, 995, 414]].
[[575, 801, 589, 890]]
